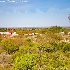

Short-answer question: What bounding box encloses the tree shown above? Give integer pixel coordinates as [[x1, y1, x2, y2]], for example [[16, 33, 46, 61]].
[[19, 39, 38, 54], [63, 43, 70, 52], [1, 38, 19, 54], [11, 54, 39, 70]]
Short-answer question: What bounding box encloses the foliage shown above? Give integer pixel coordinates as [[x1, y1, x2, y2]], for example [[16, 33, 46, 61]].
[[0, 28, 7, 32], [0, 35, 2, 42], [57, 42, 70, 52], [1, 38, 19, 54], [11, 52, 70, 70], [0, 27, 70, 70], [19, 39, 38, 54], [63, 43, 70, 51], [48, 26, 65, 33], [11, 54, 39, 70]]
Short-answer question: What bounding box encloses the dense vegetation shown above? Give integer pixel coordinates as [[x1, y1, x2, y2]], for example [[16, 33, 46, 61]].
[[0, 26, 70, 70]]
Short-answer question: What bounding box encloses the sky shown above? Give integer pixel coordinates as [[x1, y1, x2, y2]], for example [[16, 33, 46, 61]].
[[0, 0, 70, 27]]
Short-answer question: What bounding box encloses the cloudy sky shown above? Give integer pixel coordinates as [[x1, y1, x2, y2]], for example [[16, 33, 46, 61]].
[[0, 0, 70, 27]]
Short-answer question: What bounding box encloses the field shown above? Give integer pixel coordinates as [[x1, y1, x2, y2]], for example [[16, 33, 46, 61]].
[[0, 26, 70, 70]]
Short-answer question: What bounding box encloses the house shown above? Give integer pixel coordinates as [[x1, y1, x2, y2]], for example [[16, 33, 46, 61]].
[[0, 32, 11, 37], [27, 32, 32, 36], [10, 32, 18, 37], [0, 29, 18, 37]]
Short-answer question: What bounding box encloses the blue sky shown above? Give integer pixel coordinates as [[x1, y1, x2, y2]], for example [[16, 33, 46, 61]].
[[0, 0, 70, 27]]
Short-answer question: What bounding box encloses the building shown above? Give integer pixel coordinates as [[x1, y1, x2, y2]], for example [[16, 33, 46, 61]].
[[0, 29, 18, 37]]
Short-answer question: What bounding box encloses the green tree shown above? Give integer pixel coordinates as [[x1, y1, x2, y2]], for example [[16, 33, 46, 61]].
[[1, 38, 19, 54], [19, 39, 38, 54], [63, 43, 70, 52], [11, 54, 39, 70]]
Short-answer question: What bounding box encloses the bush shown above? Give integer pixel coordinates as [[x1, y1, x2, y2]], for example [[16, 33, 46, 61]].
[[63, 43, 70, 52], [11, 54, 39, 70], [1, 38, 19, 54]]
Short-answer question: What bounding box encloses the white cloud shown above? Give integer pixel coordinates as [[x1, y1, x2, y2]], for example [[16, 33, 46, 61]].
[[24, 0, 28, 3], [9, 1, 16, 2], [0, 1, 5, 2]]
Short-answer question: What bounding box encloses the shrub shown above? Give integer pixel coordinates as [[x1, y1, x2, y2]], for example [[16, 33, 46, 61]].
[[1, 38, 19, 54]]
